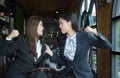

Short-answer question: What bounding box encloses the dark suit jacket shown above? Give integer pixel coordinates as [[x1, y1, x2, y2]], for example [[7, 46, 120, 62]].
[[51, 31, 112, 78], [0, 35, 48, 78]]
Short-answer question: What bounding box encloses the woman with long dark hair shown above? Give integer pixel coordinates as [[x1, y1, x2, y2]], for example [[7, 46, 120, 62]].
[[0, 16, 52, 78], [46, 13, 112, 78]]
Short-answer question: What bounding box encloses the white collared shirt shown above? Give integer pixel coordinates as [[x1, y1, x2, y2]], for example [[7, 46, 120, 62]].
[[35, 40, 42, 60], [64, 33, 76, 61]]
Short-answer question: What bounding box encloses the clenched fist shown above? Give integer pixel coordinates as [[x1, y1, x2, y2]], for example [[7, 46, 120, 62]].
[[7, 29, 20, 40], [84, 26, 98, 36]]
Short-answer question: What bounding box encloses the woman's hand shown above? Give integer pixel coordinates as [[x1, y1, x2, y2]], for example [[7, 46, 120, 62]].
[[84, 26, 98, 36], [7, 29, 20, 40], [45, 44, 53, 56]]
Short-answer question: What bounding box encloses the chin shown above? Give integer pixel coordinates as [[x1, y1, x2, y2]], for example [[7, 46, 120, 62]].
[[40, 33, 43, 36], [61, 31, 66, 34], [38, 33, 43, 36]]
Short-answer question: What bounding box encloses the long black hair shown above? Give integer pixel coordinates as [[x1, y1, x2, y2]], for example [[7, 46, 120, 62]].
[[59, 13, 79, 32]]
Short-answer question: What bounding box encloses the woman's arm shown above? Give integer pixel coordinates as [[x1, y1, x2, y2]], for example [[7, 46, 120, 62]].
[[0, 29, 20, 56], [84, 26, 112, 49]]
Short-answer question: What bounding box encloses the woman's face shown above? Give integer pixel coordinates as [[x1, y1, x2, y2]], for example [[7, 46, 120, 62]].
[[37, 21, 44, 36], [59, 18, 71, 34]]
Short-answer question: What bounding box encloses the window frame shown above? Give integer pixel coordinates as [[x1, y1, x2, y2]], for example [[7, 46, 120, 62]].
[[111, 0, 120, 78]]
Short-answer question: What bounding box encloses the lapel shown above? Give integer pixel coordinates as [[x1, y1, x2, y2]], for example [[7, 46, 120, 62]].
[[73, 32, 82, 61], [74, 33, 79, 59], [61, 39, 66, 56], [60, 37, 66, 56]]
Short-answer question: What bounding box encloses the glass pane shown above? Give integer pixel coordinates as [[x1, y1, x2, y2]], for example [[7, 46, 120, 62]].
[[89, 48, 97, 72], [112, 55, 120, 78], [112, 0, 117, 18], [116, 0, 120, 16], [78, 1, 85, 30], [81, 1, 85, 14], [112, 20, 120, 52], [89, 4, 96, 27], [87, 0, 91, 11], [118, 23, 120, 51], [119, 55, 120, 78], [112, 0, 120, 17]]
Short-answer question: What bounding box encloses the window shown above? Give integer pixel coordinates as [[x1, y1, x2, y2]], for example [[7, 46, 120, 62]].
[[112, 0, 120, 78], [78, 0, 97, 75], [112, 55, 120, 78], [112, 20, 120, 78], [112, 21, 120, 52], [89, 4, 96, 26]]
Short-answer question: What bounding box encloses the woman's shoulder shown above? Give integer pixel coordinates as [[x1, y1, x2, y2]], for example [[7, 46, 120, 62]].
[[77, 31, 94, 39], [77, 31, 94, 35], [77, 31, 89, 36], [15, 34, 27, 44], [15, 34, 24, 39]]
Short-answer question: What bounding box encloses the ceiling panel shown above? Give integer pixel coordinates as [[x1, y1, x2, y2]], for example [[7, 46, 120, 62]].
[[16, 0, 74, 18]]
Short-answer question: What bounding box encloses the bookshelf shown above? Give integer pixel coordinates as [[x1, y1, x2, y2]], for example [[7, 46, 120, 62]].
[[0, 0, 10, 39]]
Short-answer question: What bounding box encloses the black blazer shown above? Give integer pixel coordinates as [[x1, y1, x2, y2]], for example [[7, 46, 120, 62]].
[[0, 35, 47, 78], [52, 31, 112, 78]]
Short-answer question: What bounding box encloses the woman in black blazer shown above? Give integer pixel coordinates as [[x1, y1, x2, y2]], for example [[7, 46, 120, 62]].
[[0, 16, 52, 78], [46, 13, 112, 78]]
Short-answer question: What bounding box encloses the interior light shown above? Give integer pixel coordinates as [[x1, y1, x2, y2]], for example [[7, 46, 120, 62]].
[[56, 11, 59, 14]]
